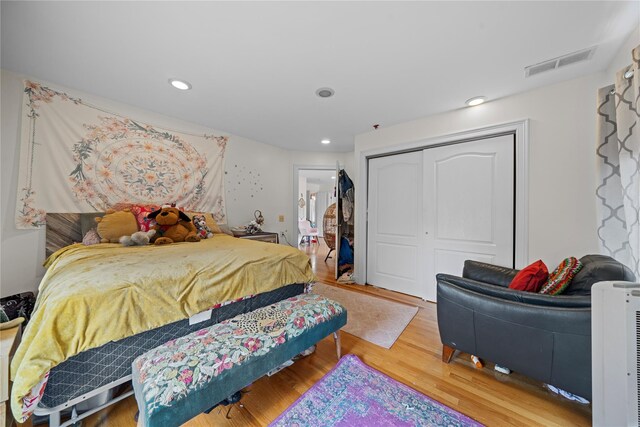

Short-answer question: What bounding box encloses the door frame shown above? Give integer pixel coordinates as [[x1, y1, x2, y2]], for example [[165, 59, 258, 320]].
[[354, 119, 529, 287], [292, 164, 337, 246]]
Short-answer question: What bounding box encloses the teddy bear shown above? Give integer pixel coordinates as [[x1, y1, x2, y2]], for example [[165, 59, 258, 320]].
[[147, 205, 201, 245], [120, 229, 156, 246], [95, 208, 139, 243], [192, 214, 214, 239]]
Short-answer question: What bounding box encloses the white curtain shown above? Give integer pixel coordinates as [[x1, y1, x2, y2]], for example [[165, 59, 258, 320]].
[[596, 45, 640, 277]]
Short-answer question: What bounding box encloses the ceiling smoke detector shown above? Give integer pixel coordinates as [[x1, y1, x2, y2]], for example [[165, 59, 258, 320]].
[[525, 46, 597, 78], [315, 87, 335, 98]]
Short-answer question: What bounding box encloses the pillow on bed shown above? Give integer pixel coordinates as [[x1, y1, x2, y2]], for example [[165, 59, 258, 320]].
[[95, 209, 138, 243], [82, 228, 101, 246], [186, 212, 223, 234], [130, 204, 160, 232]]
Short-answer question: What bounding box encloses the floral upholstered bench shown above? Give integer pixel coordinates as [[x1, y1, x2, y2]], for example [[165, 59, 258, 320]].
[[132, 293, 347, 427]]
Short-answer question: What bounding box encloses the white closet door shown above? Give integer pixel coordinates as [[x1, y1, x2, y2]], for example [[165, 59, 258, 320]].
[[367, 152, 424, 297], [423, 135, 514, 301]]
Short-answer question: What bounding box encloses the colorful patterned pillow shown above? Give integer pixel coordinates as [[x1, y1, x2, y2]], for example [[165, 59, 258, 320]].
[[539, 257, 583, 295], [130, 204, 160, 232]]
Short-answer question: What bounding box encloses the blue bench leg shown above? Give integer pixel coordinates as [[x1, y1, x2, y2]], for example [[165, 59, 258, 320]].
[[333, 330, 341, 360]]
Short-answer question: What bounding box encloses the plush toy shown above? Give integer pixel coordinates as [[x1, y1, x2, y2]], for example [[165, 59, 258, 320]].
[[192, 214, 214, 239], [95, 209, 138, 243], [120, 229, 156, 246], [147, 206, 201, 245], [245, 220, 261, 235]]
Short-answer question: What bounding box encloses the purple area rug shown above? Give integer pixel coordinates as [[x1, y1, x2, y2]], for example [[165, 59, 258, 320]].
[[270, 354, 483, 427]]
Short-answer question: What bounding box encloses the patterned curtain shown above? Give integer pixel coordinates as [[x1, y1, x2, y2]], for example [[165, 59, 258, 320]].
[[596, 45, 640, 277]]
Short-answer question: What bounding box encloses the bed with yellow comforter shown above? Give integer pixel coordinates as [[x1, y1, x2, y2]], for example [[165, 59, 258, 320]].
[[10, 235, 315, 421]]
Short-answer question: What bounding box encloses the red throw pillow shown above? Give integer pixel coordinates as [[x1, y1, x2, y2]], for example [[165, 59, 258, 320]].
[[509, 260, 549, 292], [130, 204, 160, 232]]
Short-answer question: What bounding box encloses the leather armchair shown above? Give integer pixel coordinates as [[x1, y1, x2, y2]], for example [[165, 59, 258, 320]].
[[436, 255, 635, 400]]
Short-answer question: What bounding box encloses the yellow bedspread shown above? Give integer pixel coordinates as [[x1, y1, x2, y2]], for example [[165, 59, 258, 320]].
[[10, 235, 314, 420]]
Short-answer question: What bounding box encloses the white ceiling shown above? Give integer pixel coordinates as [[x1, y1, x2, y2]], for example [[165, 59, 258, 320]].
[[2, 1, 638, 152]]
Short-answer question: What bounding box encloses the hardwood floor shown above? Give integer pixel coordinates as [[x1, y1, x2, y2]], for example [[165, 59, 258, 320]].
[[27, 241, 591, 427]]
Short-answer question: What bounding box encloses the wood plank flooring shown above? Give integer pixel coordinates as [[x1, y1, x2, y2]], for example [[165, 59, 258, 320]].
[[23, 241, 591, 427]]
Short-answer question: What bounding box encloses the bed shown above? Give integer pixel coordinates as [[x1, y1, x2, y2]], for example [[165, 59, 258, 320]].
[[10, 216, 315, 425]]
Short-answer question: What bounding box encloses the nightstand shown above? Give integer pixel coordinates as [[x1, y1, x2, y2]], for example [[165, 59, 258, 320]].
[[232, 231, 279, 244]]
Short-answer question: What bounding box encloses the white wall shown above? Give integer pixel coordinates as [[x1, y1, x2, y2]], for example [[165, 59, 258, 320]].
[[606, 25, 639, 79], [297, 176, 307, 220], [0, 69, 347, 297], [307, 183, 320, 223], [290, 151, 353, 175], [223, 134, 290, 234], [315, 191, 330, 237], [1, 70, 47, 298], [354, 71, 610, 278]]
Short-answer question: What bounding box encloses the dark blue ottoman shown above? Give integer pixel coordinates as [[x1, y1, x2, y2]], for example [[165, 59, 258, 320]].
[[132, 293, 347, 427]]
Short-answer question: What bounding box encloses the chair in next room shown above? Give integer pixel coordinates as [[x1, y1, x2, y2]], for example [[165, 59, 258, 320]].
[[298, 220, 319, 245]]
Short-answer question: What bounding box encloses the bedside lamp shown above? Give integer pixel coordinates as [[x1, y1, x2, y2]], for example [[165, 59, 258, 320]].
[[254, 210, 264, 226]]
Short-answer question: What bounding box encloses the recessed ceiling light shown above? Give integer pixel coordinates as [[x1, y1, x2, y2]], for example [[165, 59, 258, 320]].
[[316, 87, 335, 98], [321, 139, 331, 145], [169, 78, 192, 90], [331, 176, 336, 179], [466, 96, 486, 107]]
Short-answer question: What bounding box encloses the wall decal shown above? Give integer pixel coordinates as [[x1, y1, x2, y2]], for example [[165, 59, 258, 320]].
[[225, 163, 264, 203]]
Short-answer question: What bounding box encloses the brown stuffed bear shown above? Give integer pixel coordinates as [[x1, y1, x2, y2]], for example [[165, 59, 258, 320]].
[[147, 206, 201, 245], [95, 209, 138, 243]]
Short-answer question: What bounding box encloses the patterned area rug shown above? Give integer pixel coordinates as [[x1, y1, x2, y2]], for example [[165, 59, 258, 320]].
[[313, 283, 418, 349], [270, 355, 482, 427]]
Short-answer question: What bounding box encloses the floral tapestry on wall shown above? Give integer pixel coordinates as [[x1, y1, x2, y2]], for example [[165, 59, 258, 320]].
[[16, 80, 228, 229]]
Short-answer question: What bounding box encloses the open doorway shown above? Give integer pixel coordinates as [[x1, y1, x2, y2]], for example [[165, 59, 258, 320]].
[[293, 164, 355, 281], [293, 167, 337, 245]]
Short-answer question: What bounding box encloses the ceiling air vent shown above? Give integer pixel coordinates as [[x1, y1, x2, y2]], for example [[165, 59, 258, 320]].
[[525, 60, 558, 77], [525, 46, 596, 77]]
